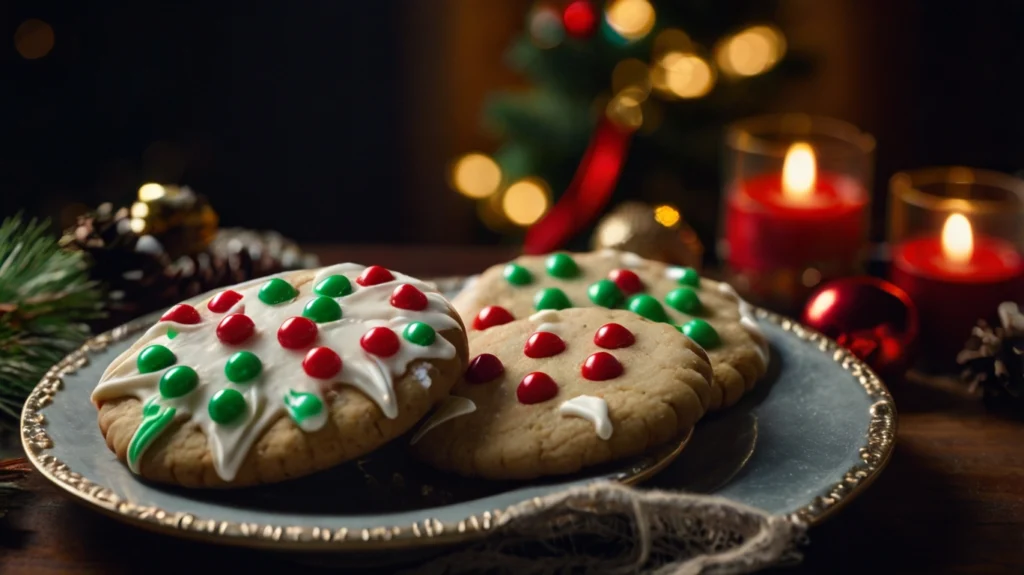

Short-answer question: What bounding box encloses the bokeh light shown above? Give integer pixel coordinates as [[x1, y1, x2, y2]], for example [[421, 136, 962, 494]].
[[715, 25, 786, 77], [653, 204, 680, 227], [129, 218, 147, 234], [137, 183, 166, 201], [605, 91, 644, 130], [14, 19, 54, 60], [652, 52, 715, 99], [130, 202, 150, 218], [529, 5, 565, 49], [451, 153, 502, 199], [652, 28, 693, 59], [604, 0, 656, 42], [502, 178, 550, 226], [611, 58, 651, 99]]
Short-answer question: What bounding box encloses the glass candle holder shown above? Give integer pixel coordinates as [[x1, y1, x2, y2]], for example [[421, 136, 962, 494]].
[[888, 167, 1024, 372], [718, 114, 876, 314]]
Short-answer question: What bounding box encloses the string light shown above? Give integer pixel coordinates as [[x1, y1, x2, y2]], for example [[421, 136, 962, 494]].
[[14, 19, 54, 60], [502, 178, 550, 226], [138, 183, 166, 202], [715, 25, 786, 78], [652, 52, 715, 99], [605, 91, 643, 130], [451, 153, 502, 199], [652, 28, 693, 59], [130, 202, 150, 218], [604, 0, 656, 42], [653, 204, 681, 227], [611, 58, 651, 100], [129, 219, 147, 234]]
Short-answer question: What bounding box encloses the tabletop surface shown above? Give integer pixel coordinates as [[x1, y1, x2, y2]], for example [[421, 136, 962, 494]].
[[3, 245, 1023, 574]]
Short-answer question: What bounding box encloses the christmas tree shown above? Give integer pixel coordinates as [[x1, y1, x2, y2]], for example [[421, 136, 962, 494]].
[[448, 0, 811, 253]]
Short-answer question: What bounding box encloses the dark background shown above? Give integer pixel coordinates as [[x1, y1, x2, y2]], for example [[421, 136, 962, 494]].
[[4, 1, 1024, 247]]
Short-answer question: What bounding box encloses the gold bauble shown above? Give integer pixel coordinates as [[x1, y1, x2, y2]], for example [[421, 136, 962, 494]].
[[590, 201, 703, 268]]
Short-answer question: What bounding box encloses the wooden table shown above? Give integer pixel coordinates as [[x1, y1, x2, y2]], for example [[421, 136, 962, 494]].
[[3, 246, 1024, 574]]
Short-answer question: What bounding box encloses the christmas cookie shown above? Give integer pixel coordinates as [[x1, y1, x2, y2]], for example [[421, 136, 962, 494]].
[[409, 308, 714, 480], [452, 249, 768, 409], [92, 263, 468, 488]]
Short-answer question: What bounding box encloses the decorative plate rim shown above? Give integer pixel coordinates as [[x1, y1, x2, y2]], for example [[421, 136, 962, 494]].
[[20, 277, 897, 552]]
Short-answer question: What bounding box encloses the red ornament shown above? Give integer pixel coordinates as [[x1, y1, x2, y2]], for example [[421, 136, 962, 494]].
[[594, 323, 635, 349], [562, 0, 597, 38], [524, 331, 566, 358], [802, 277, 919, 377], [357, 265, 395, 286], [278, 316, 318, 349], [465, 353, 504, 384], [517, 372, 559, 404], [582, 352, 623, 381], [390, 284, 428, 311], [216, 313, 255, 345], [208, 290, 243, 313], [361, 327, 400, 357], [303, 347, 342, 379], [161, 304, 201, 325], [473, 305, 515, 330], [608, 269, 644, 296]]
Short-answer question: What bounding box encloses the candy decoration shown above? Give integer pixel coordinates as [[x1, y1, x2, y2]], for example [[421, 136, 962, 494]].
[[137, 345, 176, 374], [259, 278, 298, 305], [524, 331, 567, 358], [160, 304, 201, 325], [465, 353, 504, 384], [390, 284, 428, 311], [277, 316, 318, 349], [587, 279, 624, 308], [166, 329, 178, 340], [665, 287, 702, 314], [516, 372, 559, 404], [672, 267, 701, 288], [609, 269, 644, 296], [546, 253, 579, 278], [594, 323, 635, 349], [360, 327, 400, 357], [302, 346, 342, 379], [127, 398, 176, 471], [216, 313, 255, 345], [159, 365, 199, 398], [582, 352, 623, 381], [562, 0, 597, 38], [208, 290, 243, 313], [356, 265, 394, 286], [627, 294, 668, 323], [224, 351, 262, 383], [503, 263, 533, 286], [314, 274, 353, 298], [403, 322, 436, 346], [302, 296, 343, 323], [534, 287, 572, 311], [208, 389, 247, 425], [284, 390, 323, 424], [473, 305, 515, 330], [680, 319, 721, 349]]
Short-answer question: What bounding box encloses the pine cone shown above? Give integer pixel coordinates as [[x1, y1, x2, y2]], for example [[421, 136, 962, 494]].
[[957, 302, 1024, 414]]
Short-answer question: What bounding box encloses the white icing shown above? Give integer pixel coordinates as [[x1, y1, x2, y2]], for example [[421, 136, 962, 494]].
[[528, 309, 562, 323], [409, 396, 477, 445], [92, 263, 463, 481], [412, 364, 433, 389], [619, 251, 644, 269], [535, 323, 561, 335], [717, 282, 770, 367], [665, 266, 685, 281], [559, 395, 613, 440]]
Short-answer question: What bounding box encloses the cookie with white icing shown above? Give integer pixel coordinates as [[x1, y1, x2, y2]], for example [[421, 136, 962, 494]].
[[452, 249, 769, 410], [92, 264, 468, 488], [409, 308, 714, 480]]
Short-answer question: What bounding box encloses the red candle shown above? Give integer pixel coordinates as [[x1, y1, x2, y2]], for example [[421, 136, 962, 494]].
[[891, 213, 1024, 370]]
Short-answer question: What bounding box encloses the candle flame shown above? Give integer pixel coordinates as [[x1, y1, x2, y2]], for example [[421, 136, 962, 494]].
[[941, 213, 974, 265], [781, 142, 816, 201]]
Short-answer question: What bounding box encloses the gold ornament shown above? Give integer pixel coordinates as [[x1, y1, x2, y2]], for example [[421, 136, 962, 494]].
[[590, 201, 703, 268], [131, 185, 219, 259]]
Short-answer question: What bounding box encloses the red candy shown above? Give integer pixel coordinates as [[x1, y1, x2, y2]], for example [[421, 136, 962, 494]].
[[390, 284, 428, 311], [208, 290, 243, 313], [473, 306, 515, 330], [608, 269, 644, 296], [357, 265, 394, 286], [278, 316, 318, 349], [582, 352, 623, 381], [594, 323, 635, 349], [160, 304, 201, 325], [216, 313, 255, 345], [360, 327, 400, 357], [523, 331, 566, 358], [465, 353, 504, 384], [516, 372, 559, 404], [303, 346, 342, 379]]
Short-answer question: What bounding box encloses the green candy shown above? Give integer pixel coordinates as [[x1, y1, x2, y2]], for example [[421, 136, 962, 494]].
[[127, 397, 176, 470], [587, 279, 623, 308], [673, 267, 701, 288], [158, 365, 198, 399], [166, 329, 178, 340], [665, 287, 702, 314], [314, 274, 352, 298], [534, 287, 572, 311], [225, 351, 262, 383], [284, 390, 323, 425], [545, 253, 579, 279], [137, 345, 175, 374], [258, 278, 298, 305], [302, 296, 342, 323], [680, 319, 720, 349], [503, 263, 533, 286], [208, 389, 247, 424], [403, 322, 436, 346], [627, 294, 669, 323]]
